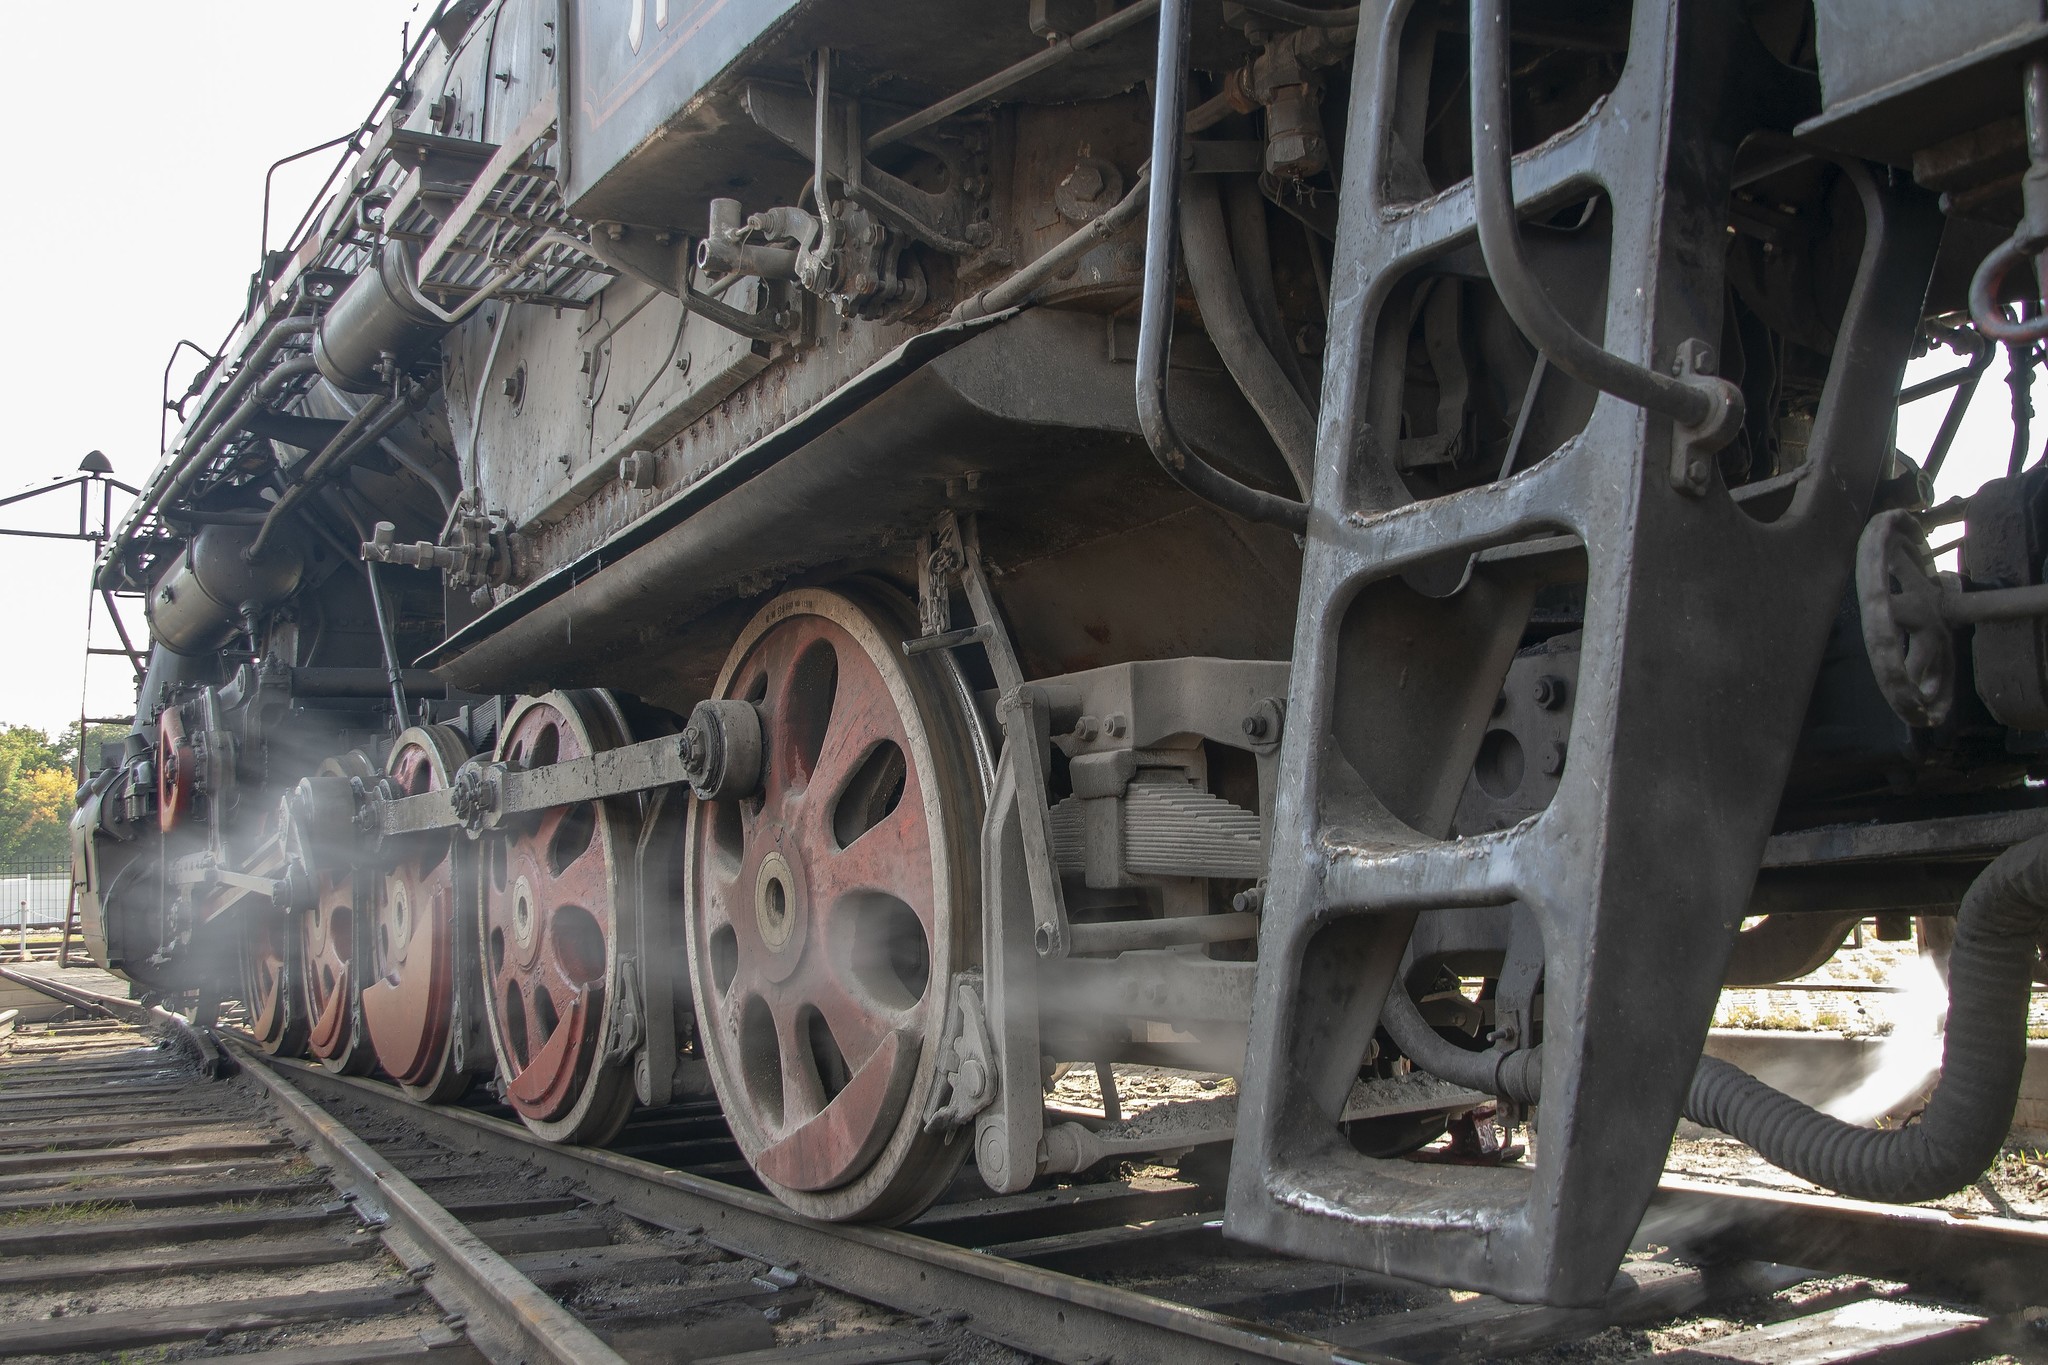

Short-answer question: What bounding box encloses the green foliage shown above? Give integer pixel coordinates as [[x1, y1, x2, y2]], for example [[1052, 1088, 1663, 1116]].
[[0, 721, 101, 863]]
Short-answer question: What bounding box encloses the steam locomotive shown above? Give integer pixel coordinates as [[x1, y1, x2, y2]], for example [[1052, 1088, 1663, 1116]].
[[72, 0, 2048, 1305]]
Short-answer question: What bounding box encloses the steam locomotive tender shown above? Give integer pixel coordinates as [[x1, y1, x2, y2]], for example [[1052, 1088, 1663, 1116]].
[[73, 0, 2048, 1306]]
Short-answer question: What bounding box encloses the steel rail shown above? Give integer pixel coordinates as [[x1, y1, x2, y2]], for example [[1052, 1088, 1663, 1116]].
[[257, 1056, 1370, 1365], [0, 965, 229, 1077], [266, 1050, 2048, 1340], [226, 1038, 630, 1365]]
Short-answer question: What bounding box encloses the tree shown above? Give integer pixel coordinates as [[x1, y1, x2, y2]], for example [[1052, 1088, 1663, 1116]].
[[0, 723, 85, 864]]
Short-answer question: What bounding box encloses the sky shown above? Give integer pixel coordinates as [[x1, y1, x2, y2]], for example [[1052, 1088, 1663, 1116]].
[[0, 2, 424, 735], [0, 8, 2022, 734]]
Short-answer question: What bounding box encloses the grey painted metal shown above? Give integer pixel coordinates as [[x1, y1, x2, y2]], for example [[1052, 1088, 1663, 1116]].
[[1134, 0, 1310, 533], [1227, 0, 1944, 1305]]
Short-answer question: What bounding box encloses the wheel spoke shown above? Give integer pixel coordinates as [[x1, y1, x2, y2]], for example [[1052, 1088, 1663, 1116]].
[[809, 801, 935, 920], [774, 997, 828, 1127]]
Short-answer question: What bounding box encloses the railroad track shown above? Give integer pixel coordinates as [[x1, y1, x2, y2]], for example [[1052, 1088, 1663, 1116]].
[[4, 975, 2045, 1365]]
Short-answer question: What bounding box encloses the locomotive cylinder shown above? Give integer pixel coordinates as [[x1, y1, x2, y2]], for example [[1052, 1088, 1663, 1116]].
[[144, 524, 304, 656], [313, 243, 449, 394]]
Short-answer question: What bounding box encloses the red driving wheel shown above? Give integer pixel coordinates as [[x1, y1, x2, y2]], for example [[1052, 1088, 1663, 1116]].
[[157, 708, 194, 833], [361, 725, 478, 1102], [298, 751, 378, 1075], [479, 691, 639, 1144], [685, 584, 983, 1222], [242, 810, 305, 1057]]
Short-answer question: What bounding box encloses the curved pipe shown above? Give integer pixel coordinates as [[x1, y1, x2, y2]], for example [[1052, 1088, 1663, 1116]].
[[1968, 237, 2048, 345], [1387, 837, 2048, 1205], [1468, 0, 1740, 439], [1181, 174, 1316, 494], [1226, 175, 1315, 409], [1689, 834, 2048, 1203], [1381, 984, 1542, 1103], [1138, 0, 1311, 532]]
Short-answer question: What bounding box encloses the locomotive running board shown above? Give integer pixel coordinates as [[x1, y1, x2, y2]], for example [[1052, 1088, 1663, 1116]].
[[1225, 0, 1941, 1306]]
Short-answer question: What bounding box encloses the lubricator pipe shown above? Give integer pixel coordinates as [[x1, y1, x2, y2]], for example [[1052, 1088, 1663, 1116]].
[[1136, 0, 1311, 533], [1179, 174, 1316, 495], [1688, 833, 2048, 1203], [1386, 835, 2048, 1205], [1468, 0, 1740, 440], [952, 168, 1151, 322]]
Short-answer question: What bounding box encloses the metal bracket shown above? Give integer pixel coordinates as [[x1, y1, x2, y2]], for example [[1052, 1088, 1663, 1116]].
[[1667, 340, 1744, 497], [740, 82, 977, 254], [923, 973, 999, 1133]]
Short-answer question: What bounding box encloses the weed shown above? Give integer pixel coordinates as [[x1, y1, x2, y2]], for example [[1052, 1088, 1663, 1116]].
[[0, 1198, 132, 1227]]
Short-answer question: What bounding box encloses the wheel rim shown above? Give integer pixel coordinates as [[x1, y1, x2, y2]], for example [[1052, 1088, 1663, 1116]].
[[686, 585, 982, 1221], [480, 691, 638, 1143], [242, 875, 304, 1056], [361, 725, 475, 1102], [299, 751, 377, 1074]]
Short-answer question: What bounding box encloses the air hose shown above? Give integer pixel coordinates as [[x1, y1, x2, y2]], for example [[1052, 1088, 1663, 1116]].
[[1382, 833, 2048, 1204]]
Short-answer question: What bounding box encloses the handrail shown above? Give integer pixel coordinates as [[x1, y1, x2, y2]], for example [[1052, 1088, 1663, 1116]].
[[1468, 0, 1741, 462], [1135, 0, 1311, 533]]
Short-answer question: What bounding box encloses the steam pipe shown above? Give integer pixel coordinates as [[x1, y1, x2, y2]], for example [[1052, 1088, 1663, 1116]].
[[1180, 173, 1316, 494], [248, 375, 439, 560], [1136, 0, 1311, 533], [310, 491, 409, 723], [1469, 0, 1740, 439], [952, 167, 1151, 322], [162, 354, 321, 512], [245, 391, 395, 558], [1380, 984, 1543, 1104]]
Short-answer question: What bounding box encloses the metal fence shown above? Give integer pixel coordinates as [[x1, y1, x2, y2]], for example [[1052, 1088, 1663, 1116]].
[[0, 859, 71, 929]]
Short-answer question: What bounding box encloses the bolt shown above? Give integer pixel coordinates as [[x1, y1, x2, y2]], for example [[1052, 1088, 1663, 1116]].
[[1065, 162, 1104, 201], [1532, 674, 1567, 710], [1104, 714, 1128, 739], [1541, 740, 1567, 777], [1072, 715, 1100, 742], [1243, 714, 1269, 739]]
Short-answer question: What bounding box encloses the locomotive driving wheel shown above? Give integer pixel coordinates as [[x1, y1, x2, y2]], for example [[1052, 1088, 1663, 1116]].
[[685, 584, 984, 1223], [299, 750, 379, 1075], [480, 691, 640, 1144], [242, 811, 305, 1057], [361, 725, 477, 1102]]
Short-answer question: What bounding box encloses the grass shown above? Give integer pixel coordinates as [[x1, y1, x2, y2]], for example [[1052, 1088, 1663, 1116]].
[[0, 1197, 132, 1227]]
